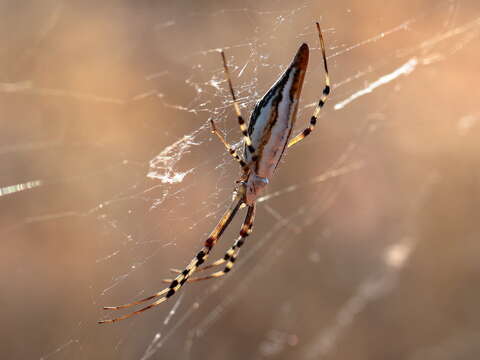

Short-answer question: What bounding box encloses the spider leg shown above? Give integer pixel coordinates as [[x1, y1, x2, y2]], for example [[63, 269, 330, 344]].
[[164, 256, 231, 281], [167, 208, 253, 277], [168, 256, 226, 275], [220, 50, 258, 162], [184, 251, 241, 283], [288, 22, 330, 148], [98, 195, 244, 324], [209, 119, 250, 173], [167, 204, 256, 283]]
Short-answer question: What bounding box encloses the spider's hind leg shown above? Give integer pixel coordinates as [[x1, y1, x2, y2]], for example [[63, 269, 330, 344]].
[[98, 194, 245, 324], [164, 204, 256, 283], [169, 255, 227, 275]]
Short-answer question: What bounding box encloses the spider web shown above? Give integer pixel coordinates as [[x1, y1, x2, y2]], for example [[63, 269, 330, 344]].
[[2, 1, 480, 359]]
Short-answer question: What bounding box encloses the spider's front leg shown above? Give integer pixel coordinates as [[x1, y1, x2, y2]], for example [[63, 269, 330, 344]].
[[220, 50, 258, 162], [288, 22, 331, 148], [209, 119, 249, 173]]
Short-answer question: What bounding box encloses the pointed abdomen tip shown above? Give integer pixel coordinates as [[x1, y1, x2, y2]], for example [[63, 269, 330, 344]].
[[293, 43, 309, 68]]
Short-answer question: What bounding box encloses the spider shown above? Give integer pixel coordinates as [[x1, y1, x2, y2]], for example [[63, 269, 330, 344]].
[[99, 22, 330, 324]]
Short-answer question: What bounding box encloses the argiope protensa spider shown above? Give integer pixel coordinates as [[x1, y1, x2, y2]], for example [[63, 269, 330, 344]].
[[99, 22, 330, 324]]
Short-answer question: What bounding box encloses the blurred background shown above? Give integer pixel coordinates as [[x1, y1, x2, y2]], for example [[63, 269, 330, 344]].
[[1, 0, 480, 359]]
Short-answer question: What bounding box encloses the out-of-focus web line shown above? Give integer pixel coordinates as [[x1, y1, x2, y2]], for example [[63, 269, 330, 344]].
[[406, 15, 480, 55], [0, 80, 170, 106], [302, 173, 440, 359], [163, 293, 185, 326], [39, 339, 79, 360], [257, 161, 364, 204], [188, 5, 307, 20], [0, 180, 43, 197], [331, 16, 480, 111], [443, 0, 459, 29], [329, 18, 415, 59], [0, 158, 141, 199], [139, 294, 185, 359], [0, 125, 66, 155], [0, 211, 83, 235], [0, 81, 126, 104], [334, 58, 418, 110], [327, 0, 464, 62], [19, 3, 63, 70], [0, 160, 148, 235]]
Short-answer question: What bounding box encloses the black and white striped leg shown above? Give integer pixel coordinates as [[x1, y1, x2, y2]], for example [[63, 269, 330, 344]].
[[164, 205, 256, 281], [220, 50, 258, 162], [168, 256, 226, 276], [181, 204, 255, 283], [209, 119, 250, 173], [288, 22, 330, 148], [166, 207, 254, 278], [98, 195, 244, 324]]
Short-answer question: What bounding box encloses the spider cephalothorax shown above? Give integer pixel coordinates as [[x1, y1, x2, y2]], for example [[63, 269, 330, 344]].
[[99, 22, 330, 324]]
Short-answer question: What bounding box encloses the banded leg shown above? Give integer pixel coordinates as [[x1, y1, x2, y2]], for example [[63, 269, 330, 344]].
[[209, 119, 249, 173], [168, 255, 227, 276], [181, 204, 255, 283], [98, 195, 244, 324], [168, 205, 255, 277], [220, 51, 258, 162], [288, 22, 331, 148]]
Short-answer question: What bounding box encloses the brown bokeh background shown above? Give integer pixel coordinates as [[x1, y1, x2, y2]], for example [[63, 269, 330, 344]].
[[1, 1, 480, 359]]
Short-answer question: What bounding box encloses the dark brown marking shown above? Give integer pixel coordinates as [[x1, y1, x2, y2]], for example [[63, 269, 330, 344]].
[[205, 236, 215, 248]]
